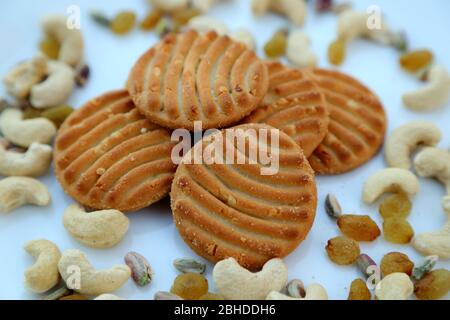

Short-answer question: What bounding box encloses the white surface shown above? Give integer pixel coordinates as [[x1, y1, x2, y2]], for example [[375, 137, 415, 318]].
[[1, 0, 449, 300]]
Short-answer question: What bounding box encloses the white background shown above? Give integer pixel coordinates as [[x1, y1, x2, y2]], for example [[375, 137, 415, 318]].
[[0, 0, 449, 300]]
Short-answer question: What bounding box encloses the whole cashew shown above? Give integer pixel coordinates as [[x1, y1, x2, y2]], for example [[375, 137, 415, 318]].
[[94, 294, 124, 300], [63, 204, 129, 249], [192, 0, 217, 12], [149, 0, 188, 12], [230, 29, 256, 50], [0, 142, 52, 177], [385, 121, 442, 169], [414, 147, 450, 214], [0, 108, 57, 147], [375, 273, 414, 300], [58, 249, 131, 295], [266, 283, 328, 300], [251, 0, 307, 26], [403, 65, 450, 111], [363, 168, 420, 204], [30, 60, 75, 109], [41, 15, 84, 68], [0, 177, 51, 213], [286, 30, 317, 68], [3, 56, 47, 100], [413, 220, 450, 259], [187, 15, 229, 35], [212, 258, 288, 300], [24, 239, 61, 293]]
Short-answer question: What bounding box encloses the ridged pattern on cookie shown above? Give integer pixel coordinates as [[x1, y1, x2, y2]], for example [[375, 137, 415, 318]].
[[171, 123, 317, 270], [54, 90, 177, 212], [305, 68, 387, 175], [242, 62, 329, 157], [127, 30, 269, 131]]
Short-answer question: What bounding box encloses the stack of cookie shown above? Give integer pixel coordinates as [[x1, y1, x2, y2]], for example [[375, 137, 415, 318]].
[[54, 30, 386, 270]]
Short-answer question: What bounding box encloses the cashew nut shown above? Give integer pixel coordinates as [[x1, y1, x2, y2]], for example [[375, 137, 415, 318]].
[[413, 220, 450, 259], [58, 249, 131, 295], [375, 273, 414, 300], [3, 56, 47, 100], [63, 204, 129, 249], [0, 177, 51, 213], [230, 28, 256, 50], [187, 15, 229, 35], [212, 258, 288, 300], [149, 0, 188, 12], [251, 0, 307, 26], [414, 147, 450, 214], [385, 121, 442, 169], [94, 294, 124, 300], [266, 283, 328, 300], [0, 108, 57, 148], [30, 60, 75, 109], [192, 0, 217, 12], [286, 30, 317, 68], [0, 142, 52, 177], [403, 65, 450, 111], [41, 15, 84, 68], [363, 168, 420, 204], [24, 239, 61, 293]]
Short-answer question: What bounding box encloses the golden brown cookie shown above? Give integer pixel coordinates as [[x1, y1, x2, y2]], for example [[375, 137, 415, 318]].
[[171, 123, 317, 270], [242, 61, 329, 158], [304, 68, 387, 175], [54, 90, 177, 212], [127, 30, 269, 131]]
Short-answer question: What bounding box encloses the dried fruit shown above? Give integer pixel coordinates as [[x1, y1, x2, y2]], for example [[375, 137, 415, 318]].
[[155, 18, 173, 38], [383, 217, 414, 244], [380, 252, 414, 276], [285, 279, 305, 298], [325, 193, 342, 218], [140, 9, 163, 31], [328, 39, 346, 65], [412, 255, 438, 281], [356, 254, 378, 279], [111, 11, 136, 35], [348, 279, 371, 300], [125, 251, 153, 287], [414, 269, 450, 300], [90, 12, 112, 28], [326, 236, 360, 265], [400, 49, 433, 73], [22, 106, 42, 120], [39, 36, 60, 60], [172, 8, 201, 26], [173, 258, 206, 274], [170, 273, 208, 300], [264, 30, 287, 58], [40, 105, 74, 128], [42, 285, 72, 300], [198, 293, 224, 300], [379, 193, 412, 219], [59, 294, 88, 300], [337, 214, 381, 241], [75, 64, 90, 87], [154, 291, 183, 300]]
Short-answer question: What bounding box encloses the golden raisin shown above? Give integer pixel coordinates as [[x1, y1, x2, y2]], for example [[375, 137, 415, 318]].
[[172, 8, 201, 26], [383, 217, 414, 244], [39, 36, 60, 60], [337, 214, 381, 241], [328, 39, 346, 65], [379, 193, 412, 219], [22, 106, 42, 119], [264, 30, 287, 58], [414, 269, 450, 300], [170, 273, 208, 300], [399, 49, 433, 73], [40, 105, 74, 128], [198, 293, 224, 300], [111, 11, 136, 35], [326, 236, 360, 265], [348, 279, 371, 300], [380, 252, 414, 276], [140, 9, 163, 31]]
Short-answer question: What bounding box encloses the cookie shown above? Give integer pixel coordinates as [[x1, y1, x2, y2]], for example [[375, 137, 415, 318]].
[[127, 30, 269, 131], [54, 90, 177, 212], [171, 123, 317, 270], [242, 61, 329, 157], [305, 68, 387, 175]]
